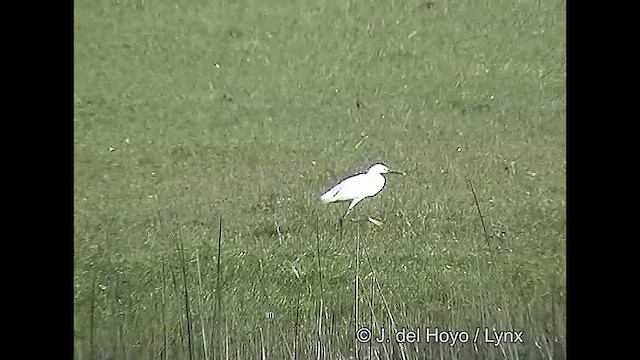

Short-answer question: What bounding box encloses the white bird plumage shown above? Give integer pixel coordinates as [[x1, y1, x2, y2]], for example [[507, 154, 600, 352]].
[[320, 163, 405, 222]]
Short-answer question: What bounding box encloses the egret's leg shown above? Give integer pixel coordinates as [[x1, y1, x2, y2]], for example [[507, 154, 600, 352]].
[[344, 198, 364, 219], [348, 198, 364, 211]]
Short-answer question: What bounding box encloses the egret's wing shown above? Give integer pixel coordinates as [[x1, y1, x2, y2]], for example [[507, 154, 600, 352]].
[[321, 174, 370, 203], [321, 172, 357, 203]]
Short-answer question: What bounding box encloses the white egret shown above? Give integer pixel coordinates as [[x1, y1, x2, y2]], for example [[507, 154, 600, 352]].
[[320, 163, 405, 225]]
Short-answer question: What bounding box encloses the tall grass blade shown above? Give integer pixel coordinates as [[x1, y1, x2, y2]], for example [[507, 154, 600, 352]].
[[178, 231, 194, 360], [467, 177, 490, 247], [195, 249, 210, 360], [89, 270, 96, 360], [315, 211, 324, 360], [213, 214, 223, 359]]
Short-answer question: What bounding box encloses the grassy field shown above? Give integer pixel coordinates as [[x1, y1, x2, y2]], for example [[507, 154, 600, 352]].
[[74, 0, 566, 358]]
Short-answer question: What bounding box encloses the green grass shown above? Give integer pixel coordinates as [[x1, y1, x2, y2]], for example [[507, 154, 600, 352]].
[[74, 0, 566, 358]]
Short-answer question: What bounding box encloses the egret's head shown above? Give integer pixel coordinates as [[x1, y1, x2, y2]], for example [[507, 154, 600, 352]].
[[368, 163, 406, 175], [368, 163, 390, 174]]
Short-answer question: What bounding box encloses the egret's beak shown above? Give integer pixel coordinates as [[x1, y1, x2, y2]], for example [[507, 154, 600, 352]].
[[388, 169, 406, 176]]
